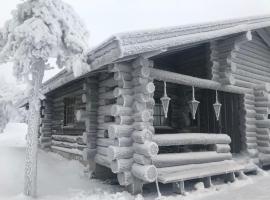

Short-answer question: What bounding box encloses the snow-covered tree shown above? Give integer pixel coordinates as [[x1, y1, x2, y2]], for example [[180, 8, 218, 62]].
[[0, 0, 89, 197]]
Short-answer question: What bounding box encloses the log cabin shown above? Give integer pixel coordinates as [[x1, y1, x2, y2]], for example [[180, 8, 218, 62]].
[[21, 15, 270, 194]]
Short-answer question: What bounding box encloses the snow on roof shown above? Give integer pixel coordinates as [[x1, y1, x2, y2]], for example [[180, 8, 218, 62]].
[[43, 14, 270, 94]]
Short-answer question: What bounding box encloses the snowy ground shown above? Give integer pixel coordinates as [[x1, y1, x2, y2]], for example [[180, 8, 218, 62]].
[[1, 123, 270, 200]]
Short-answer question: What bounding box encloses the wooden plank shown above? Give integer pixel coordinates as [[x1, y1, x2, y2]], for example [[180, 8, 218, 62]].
[[157, 160, 243, 184]]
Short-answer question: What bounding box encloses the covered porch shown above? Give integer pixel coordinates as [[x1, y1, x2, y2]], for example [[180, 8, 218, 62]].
[[147, 44, 250, 193]]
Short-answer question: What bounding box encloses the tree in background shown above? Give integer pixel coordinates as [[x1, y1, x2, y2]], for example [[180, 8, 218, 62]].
[[0, 0, 89, 197]]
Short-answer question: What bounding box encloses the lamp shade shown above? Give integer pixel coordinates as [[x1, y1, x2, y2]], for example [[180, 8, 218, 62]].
[[161, 95, 171, 118], [188, 99, 200, 120], [213, 101, 222, 120]]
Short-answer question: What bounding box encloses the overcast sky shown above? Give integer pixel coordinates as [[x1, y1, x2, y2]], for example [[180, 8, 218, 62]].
[[0, 0, 270, 84]]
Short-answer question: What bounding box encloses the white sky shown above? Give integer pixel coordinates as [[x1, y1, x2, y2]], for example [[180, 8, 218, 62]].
[[0, 0, 270, 84]]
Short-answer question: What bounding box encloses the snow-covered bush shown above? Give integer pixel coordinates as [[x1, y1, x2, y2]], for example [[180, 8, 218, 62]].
[[0, 0, 90, 197]]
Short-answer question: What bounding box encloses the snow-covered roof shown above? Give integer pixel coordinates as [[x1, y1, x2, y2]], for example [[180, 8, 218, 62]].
[[42, 14, 270, 94]]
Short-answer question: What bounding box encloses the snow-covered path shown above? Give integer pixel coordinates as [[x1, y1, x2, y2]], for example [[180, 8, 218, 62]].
[[1, 123, 270, 200]]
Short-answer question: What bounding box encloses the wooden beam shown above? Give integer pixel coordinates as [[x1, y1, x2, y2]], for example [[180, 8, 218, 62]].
[[150, 68, 251, 94]]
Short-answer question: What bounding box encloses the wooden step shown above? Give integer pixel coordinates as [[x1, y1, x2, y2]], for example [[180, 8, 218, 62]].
[[153, 133, 231, 146], [152, 151, 232, 168], [157, 160, 244, 184]]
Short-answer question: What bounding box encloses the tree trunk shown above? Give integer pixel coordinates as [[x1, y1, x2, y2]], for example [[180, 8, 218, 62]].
[[24, 61, 45, 197]]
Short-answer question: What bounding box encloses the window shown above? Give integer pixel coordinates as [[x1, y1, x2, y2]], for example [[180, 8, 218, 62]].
[[64, 97, 76, 126], [153, 99, 170, 126]]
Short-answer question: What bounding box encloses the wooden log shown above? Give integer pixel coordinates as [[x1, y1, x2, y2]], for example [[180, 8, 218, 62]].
[[96, 138, 114, 147], [150, 68, 249, 94], [132, 129, 153, 144], [113, 87, 133, 97], [134, 82, 155, 94], [115, 116, 133, 125], [111, 158, 133, 173], [111, 105, 133, 116], [96, 146, 108, 156], [133, 110, 152, 122], [133, 153, 152, 165], [133, 142, 159, 157], [213, 144, 231, 153], [153, 133, 231, 146], [95, 154, 111, 168], [132, 66, 150, 78], [117, 95, 133, 107], [114, 137, 133, 147], [152, 152, 232, 168], [133, 122, 154, 132], [114, 71, 132, 81], [256, 120, 270, 128], [108, 124, 133, 138], [107, 146, 134, 160], [76, 110, 96, 121], [117, 172, 133, 186], [131, 163, 157, 183]]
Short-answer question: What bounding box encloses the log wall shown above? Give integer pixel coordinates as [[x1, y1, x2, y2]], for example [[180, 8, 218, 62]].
[[42, 79, 87, 161], [210, 30, 270, 164]]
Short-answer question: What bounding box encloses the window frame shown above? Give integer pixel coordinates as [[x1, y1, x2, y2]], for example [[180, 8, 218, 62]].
[[63, 97, 76, 127]]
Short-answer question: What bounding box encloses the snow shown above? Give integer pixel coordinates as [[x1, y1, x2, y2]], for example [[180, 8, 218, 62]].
[[2, 122, 270, 200]]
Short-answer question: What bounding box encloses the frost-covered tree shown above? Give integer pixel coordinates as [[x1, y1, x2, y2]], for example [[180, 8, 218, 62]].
[[0, 0, 89, 197]]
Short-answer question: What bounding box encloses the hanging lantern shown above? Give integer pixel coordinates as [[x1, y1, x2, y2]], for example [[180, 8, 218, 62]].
[[160, 81, 171, 118], [188, 86, 200, 120], [213, 90, 222, 121]]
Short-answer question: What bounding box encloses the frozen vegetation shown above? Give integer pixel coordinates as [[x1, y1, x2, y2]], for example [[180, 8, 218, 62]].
[[1, 123, 270, 200]]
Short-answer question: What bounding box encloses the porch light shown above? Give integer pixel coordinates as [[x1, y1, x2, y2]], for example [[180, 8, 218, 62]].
[[160, 81, 171, 118], [213, 90, 222, 121], [188, 86, 200, 120]]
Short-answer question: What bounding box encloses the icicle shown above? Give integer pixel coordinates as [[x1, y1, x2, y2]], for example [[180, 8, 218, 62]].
[[213, 90, 222, 121], [155, 178, 162, 199], [188, 86, 200, 120], [160, 81, 171, 118]]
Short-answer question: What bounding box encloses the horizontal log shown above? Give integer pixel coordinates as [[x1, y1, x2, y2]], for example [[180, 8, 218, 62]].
[[114, 137, 133, 147], [114, 71, 132, 81], [134, 82, 155, 94], [117, 95, 133, 107], [153, 133, 231, 146], [111, 158, 133, 173], [113, 87, 133, 97], [131, 163, 157, 183], [133, 110, 152, 122], [133, 142, 159, 157], [108, 146, 133, 161], [108, 124, 133, 138], [111, 105, 133, 116], [95, 154, 111, 168], [152, 152, 232, 168], [132, 129, 153, 144], [115, 116, 133, 125], [132, 66, 150, 78], [150, 68, 250, 94], [213, 144, 231, 153], [96, 138, 114, 147], [133, 153, 152, 165], [256, 120, 270, 128], [96, 146, 108, 156]]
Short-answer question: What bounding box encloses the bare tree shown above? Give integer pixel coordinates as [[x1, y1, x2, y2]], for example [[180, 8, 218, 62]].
[[0, 0, 89, 197]]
